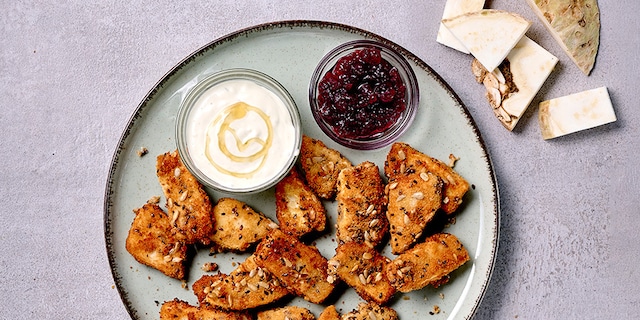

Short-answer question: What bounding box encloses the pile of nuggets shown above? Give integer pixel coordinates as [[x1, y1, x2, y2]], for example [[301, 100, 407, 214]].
[[125, 135, 471, 320]]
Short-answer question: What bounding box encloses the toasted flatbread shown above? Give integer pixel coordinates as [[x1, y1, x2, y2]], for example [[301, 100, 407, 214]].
[[336, 161, 389, 248], [157, 150, 214, 244], [192, 254, 289, 310], [275, 168, 327, 237], [299, 135, 352, 199], [342, 302, 398, 320], [257, 306, 315, 320], [385, 142, 469, 214], [385, 171, 444, 254], [254, 229, 335, 304], [328, 241, 396, 304], [385, 233, 469, 293], [125, 203, 187, 280], [159, 299, 251, 320], [525, 0, 600, 75], [210, 197, 277, 252]]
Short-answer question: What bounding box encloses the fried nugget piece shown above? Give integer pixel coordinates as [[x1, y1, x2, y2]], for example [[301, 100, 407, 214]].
[[384, 142, 469, 214], [157, 150, 213, 244], [336, 161, 389, 247], [257, 306, 315, 320], [125, 203, 187, 280], [299, 135, 352, 199], [275, 168, 326, 238], [159, 298, 251, 320], [385, 233, 469, 293], [328, 242, 396, 304], [385, 171, 444, 254], [193, 254, 289, 311], [342, 302, 398, 320], [210, 198, 278, 252], [318, 305, 340, 320], [254, 229, 335, 304]]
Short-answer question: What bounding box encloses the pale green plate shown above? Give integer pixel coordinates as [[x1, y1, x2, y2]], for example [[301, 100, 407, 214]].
[[105, 20, 499, 320]]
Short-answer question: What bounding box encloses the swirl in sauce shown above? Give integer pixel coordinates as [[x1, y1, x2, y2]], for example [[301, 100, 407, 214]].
[[205, 101, 273, 178], [186, 78, 296, 190]]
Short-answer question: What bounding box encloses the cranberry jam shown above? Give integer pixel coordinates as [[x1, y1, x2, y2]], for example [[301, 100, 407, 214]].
[[317, 47, 406, 139], [310, 40, 418, 150]]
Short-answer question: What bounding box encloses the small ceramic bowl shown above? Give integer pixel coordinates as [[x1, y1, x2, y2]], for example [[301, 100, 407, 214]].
[[309, 39, 419, 150], [176, 68, 301, 194]]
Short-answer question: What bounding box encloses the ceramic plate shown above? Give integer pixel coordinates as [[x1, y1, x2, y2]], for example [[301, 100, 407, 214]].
[[105, 21, 499, 320]]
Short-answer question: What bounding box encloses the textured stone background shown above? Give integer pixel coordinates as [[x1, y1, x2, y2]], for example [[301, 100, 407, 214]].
[[1, 1, 638, 319]]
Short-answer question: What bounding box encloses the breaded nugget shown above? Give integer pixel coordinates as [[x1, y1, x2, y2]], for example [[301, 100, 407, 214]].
[[192, 254, 289, 310], [385, 171, 444, 254], [257, 306, 315, 320], [159, 298, 252, 320], [157, 150, 214, 244], [125, 203, 187, 280], [385, 233, 469, 293], [328, 242, 396, 304], [384, 142, 469, 214], [342, 302, 398, 320], [336, 161, 389, 247], [318, 305, 340, 320], [254, 229, 335, 304], [275, 168, 326, 238], [299, 135, 352, 199], [210, 198, 278, 252]]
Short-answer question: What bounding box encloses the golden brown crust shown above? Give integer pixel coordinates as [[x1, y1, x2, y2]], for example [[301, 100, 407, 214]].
[[275, 169, 327, 238], [257, 306, 315, 320], [156, 150, 214, 244], [384, 143, 469, 214], [328, 242, 396, 304], [385, 171, 444, 254], [159, 298, 252, 320], [385, 233, 470, 293], [192, 254, 289, 311], [318, 305, 340, 320], [336, 161, 389, 247], [125, 203, 187, 280], [210, 198, 277, 252], [299, 135, 352, 199], [342, 302, 398, 320], [254, 229, 335, 304]]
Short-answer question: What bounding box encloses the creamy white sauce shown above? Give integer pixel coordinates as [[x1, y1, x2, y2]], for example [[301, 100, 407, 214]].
[[186, 79, 296, 190]]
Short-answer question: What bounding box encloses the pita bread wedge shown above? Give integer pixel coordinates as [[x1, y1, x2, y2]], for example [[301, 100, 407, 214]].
[[525, 0, 600, 75], [436, 0, 485, 53], [443, 9, 531, 72]]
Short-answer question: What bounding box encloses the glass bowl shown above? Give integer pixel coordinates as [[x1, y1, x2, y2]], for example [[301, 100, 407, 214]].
[[176, 68, 302, 194], [309, 39, 419, 150]]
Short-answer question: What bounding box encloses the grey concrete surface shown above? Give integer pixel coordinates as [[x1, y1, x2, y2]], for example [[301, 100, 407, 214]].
[[1, 1, 638, 319]]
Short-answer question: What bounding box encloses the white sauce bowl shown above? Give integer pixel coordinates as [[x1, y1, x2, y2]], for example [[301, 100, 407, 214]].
[[176, 69, 301, 194]]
